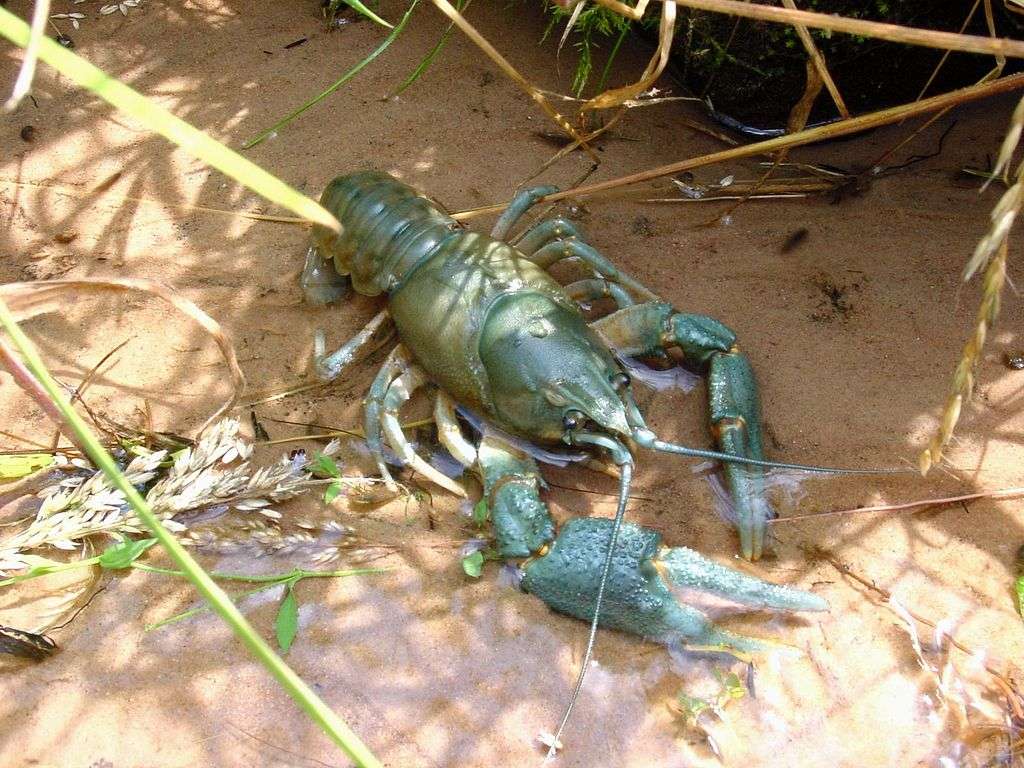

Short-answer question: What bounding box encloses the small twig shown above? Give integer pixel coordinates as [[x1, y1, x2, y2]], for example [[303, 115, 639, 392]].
[[671, 0, 1024, 59], [427, 0, 599, 162], [914, 0, 984, 101], [772, 486, 1024, 524], [452, 73, 1024, 218], [780, 0, 849, 119]]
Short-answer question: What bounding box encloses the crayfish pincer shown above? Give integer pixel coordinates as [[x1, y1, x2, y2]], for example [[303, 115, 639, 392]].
[[301, 171, 871, 657]]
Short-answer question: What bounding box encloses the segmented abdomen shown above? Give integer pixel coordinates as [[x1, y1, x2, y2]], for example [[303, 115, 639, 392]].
[[312, 171, 460, 296]]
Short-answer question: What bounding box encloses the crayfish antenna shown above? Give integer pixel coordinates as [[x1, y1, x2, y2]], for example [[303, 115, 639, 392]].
[[546, 434, 634, 760], [631, 428, 908, 476]]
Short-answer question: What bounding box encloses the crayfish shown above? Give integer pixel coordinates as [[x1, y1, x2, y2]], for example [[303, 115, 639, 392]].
[[301, 172, 875, 732]]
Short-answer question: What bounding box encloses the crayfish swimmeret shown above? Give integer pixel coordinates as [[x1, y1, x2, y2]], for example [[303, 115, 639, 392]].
[[301, 171, 860, 655]]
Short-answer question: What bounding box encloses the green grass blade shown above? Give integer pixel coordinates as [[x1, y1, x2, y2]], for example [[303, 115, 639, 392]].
[[337, 0, 394, 29], [0, 298, 381, 768], [244, 0, 420, 149], [389, 0, 465, 97], [0, 6, 339, 232], [595, 24, 630, 95]]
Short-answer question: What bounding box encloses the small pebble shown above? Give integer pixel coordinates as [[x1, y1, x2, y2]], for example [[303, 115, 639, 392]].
[[19, 125, 35, 142], [1005, 351, 1024, 370], [54, 230, 78, 244]]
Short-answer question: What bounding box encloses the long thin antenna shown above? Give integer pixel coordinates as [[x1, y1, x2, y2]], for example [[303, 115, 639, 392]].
[[547, 436, 633, 760]]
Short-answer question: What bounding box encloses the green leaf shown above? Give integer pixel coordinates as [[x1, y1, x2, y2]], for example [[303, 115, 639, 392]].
[[275, 586, 299, 653], [311, 452, 341, 478], [0, 452, 52, 479], [472, 498, 489, 526], [461, 550, 484, 578], [324, 480, 344, 504], [335, 0, 393, 28], [98, 538, 157, 569]]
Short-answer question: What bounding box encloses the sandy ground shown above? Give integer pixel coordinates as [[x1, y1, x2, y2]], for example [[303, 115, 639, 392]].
[[1, 1, 1024, 766]]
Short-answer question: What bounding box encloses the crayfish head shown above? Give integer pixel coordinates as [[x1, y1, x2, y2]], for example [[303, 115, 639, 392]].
[[479, 293, 631, 443]]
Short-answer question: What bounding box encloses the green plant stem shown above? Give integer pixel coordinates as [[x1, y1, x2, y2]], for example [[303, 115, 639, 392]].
[[0, 297, 382, 768], [595, 24, 630, 94], [244, 0, 420, 149], [0, 555, 102, 587], [0, 6, 340, 232], [132, 563, 387, 582], [146, 584, 277, 631]]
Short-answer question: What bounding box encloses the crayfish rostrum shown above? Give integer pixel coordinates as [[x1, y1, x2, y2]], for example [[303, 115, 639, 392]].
[[302, 171, 856, 653]]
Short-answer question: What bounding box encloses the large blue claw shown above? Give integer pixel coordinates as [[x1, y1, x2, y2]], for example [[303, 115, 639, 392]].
[[522, 517, 826, 652]]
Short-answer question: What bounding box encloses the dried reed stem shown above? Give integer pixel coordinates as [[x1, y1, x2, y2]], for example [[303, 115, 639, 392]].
[[582, 1, 676, 112], [672, 0, 1024, 59], [780, 0, 849, 119], [453, 73, 1024, 218], [590, 0, 651, 22], [428, 0, 599, 162]]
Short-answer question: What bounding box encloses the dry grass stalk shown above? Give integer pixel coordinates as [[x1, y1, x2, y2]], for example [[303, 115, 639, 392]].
[[590, 0, 651, 22], [920, 94, 1024, 474], [772, 485, 1024, 524], [559, 73, 1024, 201], [582, 1, 676, 112], [921, 240, 1009, 474], [3, 0, 49, 112], [779, 0, 849, 119], [672, 0, 1024, 59], [0, 278, 245, 433], [0, 419, 350, 572], [452, 73, 1024, 220], [428, 0, 599, 162], [918, 0, 986, 102]]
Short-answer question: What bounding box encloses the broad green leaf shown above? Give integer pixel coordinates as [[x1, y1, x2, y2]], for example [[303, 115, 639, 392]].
[[0, 7, 340, 232], [275, 586, 299, 653], [311, 452, 341, 479], [0, 453, 52, 478], [472, 498, 489, 526], [461, 550, 484, 578], [98, 538, 157, 569], [324, 480, 344, 504]]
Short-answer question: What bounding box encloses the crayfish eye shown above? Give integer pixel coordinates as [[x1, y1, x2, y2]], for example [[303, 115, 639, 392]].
[[611, 372, 631, 391], [562, 410, 586, 432]]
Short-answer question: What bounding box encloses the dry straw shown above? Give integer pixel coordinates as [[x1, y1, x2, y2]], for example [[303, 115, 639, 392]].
[[0, 419, 340, 572], [920, 94, 1024, 473]]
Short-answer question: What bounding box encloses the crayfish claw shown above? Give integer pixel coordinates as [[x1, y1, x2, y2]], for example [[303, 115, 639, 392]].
[[521, 517, 825, 653]]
